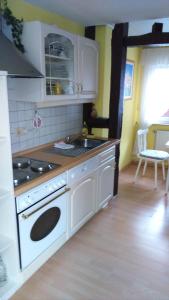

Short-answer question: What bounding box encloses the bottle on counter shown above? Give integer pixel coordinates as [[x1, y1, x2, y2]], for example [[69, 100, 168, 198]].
[[82, 122, 88, 138]]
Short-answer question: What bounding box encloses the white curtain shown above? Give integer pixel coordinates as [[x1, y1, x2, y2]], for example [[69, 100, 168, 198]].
[[140, 48, 169, 128]]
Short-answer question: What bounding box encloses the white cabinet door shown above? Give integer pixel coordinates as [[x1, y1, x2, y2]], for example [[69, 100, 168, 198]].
[[11, 22, 99, 106], [21, 22, 79, 104], [78, 37, 99, 99], [43, 25, 78, 101], [97, 158, 115, 210], [69, 173, 96, 236]]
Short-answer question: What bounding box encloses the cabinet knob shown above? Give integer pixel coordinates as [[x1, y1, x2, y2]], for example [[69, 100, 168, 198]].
[[82, 166, 87, 172]]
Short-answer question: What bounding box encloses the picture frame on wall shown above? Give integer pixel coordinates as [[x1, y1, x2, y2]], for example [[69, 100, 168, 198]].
[[124, 60, 134, 100]]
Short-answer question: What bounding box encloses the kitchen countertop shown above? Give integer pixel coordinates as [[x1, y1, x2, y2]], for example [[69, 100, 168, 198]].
[[14, 138, 120, 196]]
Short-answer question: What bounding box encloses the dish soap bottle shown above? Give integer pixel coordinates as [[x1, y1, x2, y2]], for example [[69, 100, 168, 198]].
[[82, 121, 88, 138], [0, 255, 7, 287]]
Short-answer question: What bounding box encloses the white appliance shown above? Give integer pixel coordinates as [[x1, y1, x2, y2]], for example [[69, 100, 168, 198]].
[[16, 172, 70, 270]]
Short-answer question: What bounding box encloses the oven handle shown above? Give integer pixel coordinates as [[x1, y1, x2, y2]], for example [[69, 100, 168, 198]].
[[21, 187, 71, 220]]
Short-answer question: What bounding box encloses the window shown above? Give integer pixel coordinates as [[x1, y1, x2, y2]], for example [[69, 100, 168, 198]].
[[161, 109, 169, 123], [140, 48, 169, 127]]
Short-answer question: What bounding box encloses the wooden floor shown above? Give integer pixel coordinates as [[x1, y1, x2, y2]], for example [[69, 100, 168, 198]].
[[11, 164, 169, 300]]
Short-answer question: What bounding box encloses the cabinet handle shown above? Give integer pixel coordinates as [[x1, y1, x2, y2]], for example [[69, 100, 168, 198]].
[[81, 83, 83, 93]]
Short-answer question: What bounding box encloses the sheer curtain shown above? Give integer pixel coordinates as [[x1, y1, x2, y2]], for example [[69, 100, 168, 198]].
[[140, 48, 169, 128]]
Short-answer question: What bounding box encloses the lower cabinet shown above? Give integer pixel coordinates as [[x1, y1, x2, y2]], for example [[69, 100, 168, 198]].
[[68, 145, 116, 238], [69, 172, 96, 236], [97, 158, 115, 210]]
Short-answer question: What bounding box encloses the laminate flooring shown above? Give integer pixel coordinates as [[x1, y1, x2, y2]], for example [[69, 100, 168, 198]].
[[11, 164, 169, 300]]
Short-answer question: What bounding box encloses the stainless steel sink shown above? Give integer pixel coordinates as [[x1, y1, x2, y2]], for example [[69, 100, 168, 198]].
[[44, 138, 108, 157], [72, 138, 107, 149]]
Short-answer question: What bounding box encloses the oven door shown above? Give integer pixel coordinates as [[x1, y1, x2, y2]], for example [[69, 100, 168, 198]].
[[18, 186, 70, 270]]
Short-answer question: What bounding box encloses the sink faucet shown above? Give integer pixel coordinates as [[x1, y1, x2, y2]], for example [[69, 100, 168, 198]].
[[64, 133, 81, 144], [65, 132, 87, 144]]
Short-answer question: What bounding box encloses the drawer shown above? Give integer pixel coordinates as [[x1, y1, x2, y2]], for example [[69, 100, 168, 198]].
[[68, 156, 99, 186], [99, 145, 115, 164]]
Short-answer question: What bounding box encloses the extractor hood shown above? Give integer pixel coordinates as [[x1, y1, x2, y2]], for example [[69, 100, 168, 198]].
[[0, 32, 43, 78]]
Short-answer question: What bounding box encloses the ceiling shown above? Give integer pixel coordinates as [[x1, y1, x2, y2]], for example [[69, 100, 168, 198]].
[[26, 0, 169, 26]]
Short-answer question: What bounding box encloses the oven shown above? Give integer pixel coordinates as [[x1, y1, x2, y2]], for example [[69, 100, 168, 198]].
[[16, 172, 70, 270]]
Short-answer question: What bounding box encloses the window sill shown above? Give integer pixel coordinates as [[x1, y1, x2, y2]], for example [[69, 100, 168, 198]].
[[151, 123, 169, 126]]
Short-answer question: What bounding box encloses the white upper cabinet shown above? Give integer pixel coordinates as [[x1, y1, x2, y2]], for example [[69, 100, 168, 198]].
[[78, 37, 98, 99], [22, 22, 79, 105], [9, 21, 99, 107], [44, 32, 77, 98]]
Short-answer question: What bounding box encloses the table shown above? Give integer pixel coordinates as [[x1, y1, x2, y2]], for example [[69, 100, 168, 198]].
[[166, 141, 169, 194]]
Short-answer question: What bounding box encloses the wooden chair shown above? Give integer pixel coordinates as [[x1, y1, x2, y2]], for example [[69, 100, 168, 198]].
[[134, 129, 169, 188]]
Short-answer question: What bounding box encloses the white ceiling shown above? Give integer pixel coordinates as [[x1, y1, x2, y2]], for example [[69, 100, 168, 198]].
[[26, 0, 169, 26]]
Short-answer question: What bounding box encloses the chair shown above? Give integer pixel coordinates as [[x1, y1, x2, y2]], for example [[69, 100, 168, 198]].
[[165, 141, 169, 194], [134, 129, 169, 188], [166, 169, 169, 194]]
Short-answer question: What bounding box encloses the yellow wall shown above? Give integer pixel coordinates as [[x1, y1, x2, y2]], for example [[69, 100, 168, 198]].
[[119, 48, 142, 169], [93, 26, 169, 170], [93, 25, 112, 137], [93, 25, 142, 170], [7, 0, 84, 35]]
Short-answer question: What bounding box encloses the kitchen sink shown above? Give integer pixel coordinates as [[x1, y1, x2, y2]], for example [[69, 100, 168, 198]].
[[44, 138, 108, 157], [71, 138, 106, 148]]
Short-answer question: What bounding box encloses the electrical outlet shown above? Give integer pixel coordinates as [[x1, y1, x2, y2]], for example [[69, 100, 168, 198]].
[[16, 128, 27, 136]]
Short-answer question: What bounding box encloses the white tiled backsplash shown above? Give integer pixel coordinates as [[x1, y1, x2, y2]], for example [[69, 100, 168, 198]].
[[9, 100, 83, 153]]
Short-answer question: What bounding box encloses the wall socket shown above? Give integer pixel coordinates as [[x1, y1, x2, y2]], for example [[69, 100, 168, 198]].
[[16, 127, 27, 136]]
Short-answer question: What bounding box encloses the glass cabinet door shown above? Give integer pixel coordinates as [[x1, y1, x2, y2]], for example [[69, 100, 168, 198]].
[[45, 33, 75, 96]]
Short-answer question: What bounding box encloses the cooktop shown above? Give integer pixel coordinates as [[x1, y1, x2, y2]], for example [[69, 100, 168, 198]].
[[13, 157, 60, 187]]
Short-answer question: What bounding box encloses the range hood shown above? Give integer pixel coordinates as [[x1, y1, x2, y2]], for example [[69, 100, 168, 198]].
[[0, 32, 43, 78]]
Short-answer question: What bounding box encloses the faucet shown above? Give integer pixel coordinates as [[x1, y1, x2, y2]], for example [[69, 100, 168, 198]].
[[64, 133, 81, 144], [81, 122, 88, 138], [64, 132, 87, 144]]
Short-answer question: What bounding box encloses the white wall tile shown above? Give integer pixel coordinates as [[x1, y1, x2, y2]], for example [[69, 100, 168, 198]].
[[9, 100, 83, 153]]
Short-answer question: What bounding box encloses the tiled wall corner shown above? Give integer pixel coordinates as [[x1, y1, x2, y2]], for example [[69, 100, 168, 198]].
[[9, 100, 83, 153]]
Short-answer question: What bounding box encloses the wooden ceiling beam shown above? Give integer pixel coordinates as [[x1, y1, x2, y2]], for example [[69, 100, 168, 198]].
[[152, 22, 163, 33], [124, 32, 169, 47], [85, 26, 96, 40], [124, 22, 169, 47]]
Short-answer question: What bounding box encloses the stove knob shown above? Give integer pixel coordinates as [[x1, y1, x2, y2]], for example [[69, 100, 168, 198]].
[[26, 199, 32, 206], [52, 184, 56, 190], [49, 186, 54, 193]]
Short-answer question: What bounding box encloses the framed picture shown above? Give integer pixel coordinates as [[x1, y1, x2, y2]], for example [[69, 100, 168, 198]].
[[124, 60, 134, 99]]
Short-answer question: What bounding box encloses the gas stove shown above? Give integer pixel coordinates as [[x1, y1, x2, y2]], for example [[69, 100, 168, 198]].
[[13, 157, 60, 187]]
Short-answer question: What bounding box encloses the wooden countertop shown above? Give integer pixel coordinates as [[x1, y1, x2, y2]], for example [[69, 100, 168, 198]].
[[14, 138, 120, 196]]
